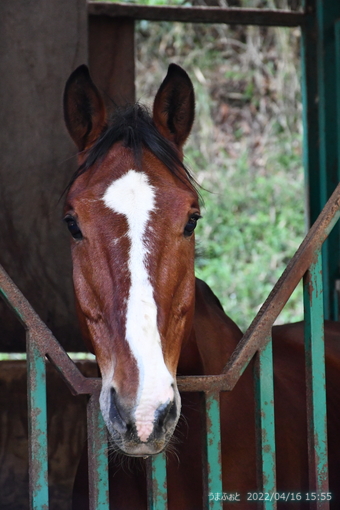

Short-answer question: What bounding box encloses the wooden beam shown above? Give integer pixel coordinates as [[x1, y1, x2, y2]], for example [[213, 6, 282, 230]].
[[89, 15, 135, 106], [88, 2, 305, 27]]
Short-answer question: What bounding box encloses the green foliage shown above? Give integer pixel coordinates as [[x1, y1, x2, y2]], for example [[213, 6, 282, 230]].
[[135, 13, 304, 331], [192, 140, 304, 331]]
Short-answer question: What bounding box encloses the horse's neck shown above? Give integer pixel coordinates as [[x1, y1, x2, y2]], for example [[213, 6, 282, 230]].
[[177, 278, 243, 376]]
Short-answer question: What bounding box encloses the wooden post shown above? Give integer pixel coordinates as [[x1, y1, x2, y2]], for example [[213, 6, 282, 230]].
[[89, 15, 135, 107]]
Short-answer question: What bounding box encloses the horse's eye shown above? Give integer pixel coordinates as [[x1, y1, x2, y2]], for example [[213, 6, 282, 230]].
[[184, 214, 201, 237], [64, 216, 83, 240]]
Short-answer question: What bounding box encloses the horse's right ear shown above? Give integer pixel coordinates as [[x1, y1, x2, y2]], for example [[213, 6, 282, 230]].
[[63, 65, 106, 151]]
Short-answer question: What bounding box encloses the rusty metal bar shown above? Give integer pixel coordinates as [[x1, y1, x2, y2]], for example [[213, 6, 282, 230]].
[[0, 262, 99, 396], [176, 182, 340, 393], [146, 452, 168, 510], [337, 19, 340, 184], [254, 338, 276, 510], [87, 394, 110, 510], [202, 392, 223, 509], [303, 252, 329, 508], [314, 0, 340, 320], [27, 331, 49, 510], [88, 2, 304, 27]]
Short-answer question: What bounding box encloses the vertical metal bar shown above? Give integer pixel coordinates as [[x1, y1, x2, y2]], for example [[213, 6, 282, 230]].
[[87, 394, 110, 510], [254, 338, 277, 510], [202, 391, 222, 510], [303, 251, 329, 509], [146, 452, 168, 510], [333, 280, 340, 322], [27, 331, 49, 510], [315, 0, 340, 319], [301, 0, 319, 230], [336, 19, 340, 196], [336, 18, 340, 317]]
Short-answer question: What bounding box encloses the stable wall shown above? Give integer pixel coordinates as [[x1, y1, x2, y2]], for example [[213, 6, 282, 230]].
[[0, 0, 87, 351]]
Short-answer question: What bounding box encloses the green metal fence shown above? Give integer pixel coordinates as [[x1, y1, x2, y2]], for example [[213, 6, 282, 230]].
[[1, 181, 340, 509]]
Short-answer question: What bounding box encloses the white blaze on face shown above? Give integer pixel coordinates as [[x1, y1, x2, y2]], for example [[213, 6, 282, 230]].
[[103, 170, 174, 442]]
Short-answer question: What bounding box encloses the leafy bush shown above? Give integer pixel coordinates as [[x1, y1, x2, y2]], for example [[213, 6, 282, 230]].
[[134, 10, 305, 330]]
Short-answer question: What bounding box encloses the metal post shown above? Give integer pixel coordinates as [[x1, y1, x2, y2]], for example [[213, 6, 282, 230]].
[[301, 0, 340, 319], [254, 338, 277, 510], [87, 394, 110, 510], [301, 0, 319, 230], [316, 1, 340, 318], [303, 251, 329, 508], [202, 391, 223, 509], [27, 332, 49, 510], [146, 452, 168, 510]]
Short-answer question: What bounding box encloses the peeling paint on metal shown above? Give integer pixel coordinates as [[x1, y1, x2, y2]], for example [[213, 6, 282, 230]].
[[87, 395, 110, 509], [254, 339, 276, 509], [303, 252, 330, 499], [204, 392, 222, 509], [27, 338, 49, 509], [147, 452, 167, 509]]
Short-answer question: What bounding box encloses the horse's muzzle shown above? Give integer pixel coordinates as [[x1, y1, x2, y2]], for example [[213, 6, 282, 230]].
[[106, 388, 179, 455]]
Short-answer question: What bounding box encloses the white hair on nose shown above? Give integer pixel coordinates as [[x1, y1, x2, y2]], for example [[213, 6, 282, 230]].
[[103, 169, 174, 442]]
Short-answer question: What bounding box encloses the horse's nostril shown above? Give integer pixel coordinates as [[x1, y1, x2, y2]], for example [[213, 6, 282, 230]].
[[155, 401, 177, 432], [110, 388, 128, 434]]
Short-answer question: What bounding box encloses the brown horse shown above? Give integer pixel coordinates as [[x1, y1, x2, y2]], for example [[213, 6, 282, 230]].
[[63, 64, 340, 509]]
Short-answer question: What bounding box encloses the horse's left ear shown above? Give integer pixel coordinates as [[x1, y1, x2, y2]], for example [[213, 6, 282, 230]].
[[63, 65, 106, 151], [153, 64, 195, 149]]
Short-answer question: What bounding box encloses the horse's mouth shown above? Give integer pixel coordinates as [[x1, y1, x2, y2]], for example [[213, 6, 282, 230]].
[[114, 442, 167, 457], [108, 427, 173, 457]]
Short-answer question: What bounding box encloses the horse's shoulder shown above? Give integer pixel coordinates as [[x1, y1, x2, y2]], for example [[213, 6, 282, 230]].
[[195, 277, 224, 310], [273, 320, 340, 372], [191, 278, 243, 374], [194, 278, 243, 339], [273, 320, 340, 344]]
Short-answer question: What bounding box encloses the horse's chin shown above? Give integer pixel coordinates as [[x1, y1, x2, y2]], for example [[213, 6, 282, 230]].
[[109, 433, 172, 457]]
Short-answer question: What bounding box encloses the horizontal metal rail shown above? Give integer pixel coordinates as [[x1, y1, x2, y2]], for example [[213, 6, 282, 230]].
[[88, 2, 305, 27]]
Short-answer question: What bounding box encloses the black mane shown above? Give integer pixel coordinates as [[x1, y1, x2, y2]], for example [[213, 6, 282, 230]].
[[67, 103, 197, 192]]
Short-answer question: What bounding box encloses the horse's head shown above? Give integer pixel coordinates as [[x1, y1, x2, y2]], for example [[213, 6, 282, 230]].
[[63, 64, 200, 456]]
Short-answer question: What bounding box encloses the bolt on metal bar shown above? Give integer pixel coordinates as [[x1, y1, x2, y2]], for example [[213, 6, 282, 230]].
[[254, 338, 277, 510], [146, 452, 168, 510], [27, 331, 49, 510], [202, 392, 222, 509], [303, 252, 329, 508], [87, 394, 110, 510]]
